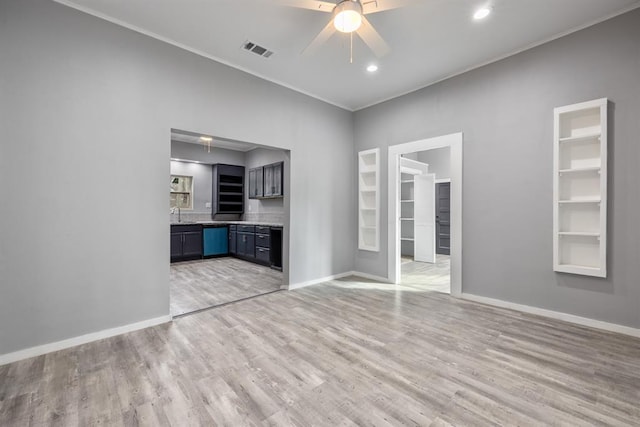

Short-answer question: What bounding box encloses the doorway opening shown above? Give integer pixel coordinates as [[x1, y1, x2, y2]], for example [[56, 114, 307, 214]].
[[388, 133, 462, 297], [169, 129, 290, 317]]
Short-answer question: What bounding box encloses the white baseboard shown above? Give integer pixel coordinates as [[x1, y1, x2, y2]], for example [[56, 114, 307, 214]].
[[351, 271, 391, 283], [288, 270, 391, 290], [288, 272, 354, 290], [461, 293, 640, 338], [0, 315, 172, 366]]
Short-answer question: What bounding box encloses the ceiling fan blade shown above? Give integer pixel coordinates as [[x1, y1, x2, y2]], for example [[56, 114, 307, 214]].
[[357, 16, 390, 57], [273, 0, 335, 13], [302, 20, 337, 56], [361, 0, 414, 14]]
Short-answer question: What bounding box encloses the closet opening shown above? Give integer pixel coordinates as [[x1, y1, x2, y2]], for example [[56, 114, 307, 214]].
[[387, 133, 463, 296]]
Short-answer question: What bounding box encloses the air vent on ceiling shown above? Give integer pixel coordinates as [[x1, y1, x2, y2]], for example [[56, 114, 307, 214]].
[[242, 40, 274, 59]]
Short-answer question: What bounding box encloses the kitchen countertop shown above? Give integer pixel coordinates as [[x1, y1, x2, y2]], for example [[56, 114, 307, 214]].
[[171, 221, 283, 227]]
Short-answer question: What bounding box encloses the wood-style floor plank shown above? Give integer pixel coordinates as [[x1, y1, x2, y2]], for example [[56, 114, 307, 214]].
[[170, 257, 283, 316], [2, 278, 640, 426]]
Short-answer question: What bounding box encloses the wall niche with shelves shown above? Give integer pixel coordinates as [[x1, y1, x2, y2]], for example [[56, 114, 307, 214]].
[[358, 148, 380, 251], [553, 98, 607, 278]]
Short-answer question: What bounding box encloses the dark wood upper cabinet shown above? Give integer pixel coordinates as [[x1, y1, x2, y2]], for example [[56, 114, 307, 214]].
[[248, 166, 264, 199], [212, 164, 245, 218], [247, 162, 283, 199], [263, 161, 283, 198]]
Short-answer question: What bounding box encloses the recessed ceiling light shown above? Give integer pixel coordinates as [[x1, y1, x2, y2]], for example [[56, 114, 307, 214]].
[[366, 64, 378, 73], [473, 7, 491, 20]]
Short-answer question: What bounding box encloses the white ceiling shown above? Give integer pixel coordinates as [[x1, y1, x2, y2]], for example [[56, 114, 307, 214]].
[[56, 0, 640, 111]]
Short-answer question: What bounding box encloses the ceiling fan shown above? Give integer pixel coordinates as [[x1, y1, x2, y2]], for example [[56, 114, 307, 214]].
[[276, 0, 413, 58]]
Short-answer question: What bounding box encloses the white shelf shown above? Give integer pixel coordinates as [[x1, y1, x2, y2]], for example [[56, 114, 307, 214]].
[[400, 237, 414, 242], [558, 133, 601, 143], [558, 167, 601, 174], [399, 218, 414, 221], [558, 199, 601, 204], [358, 148, 380, 252], [401, 180, 414, 184], [558, 232, 600, 237], [553, 98, 607, 278], [401, 200, 414, 203], [556, 264, 603, 278]]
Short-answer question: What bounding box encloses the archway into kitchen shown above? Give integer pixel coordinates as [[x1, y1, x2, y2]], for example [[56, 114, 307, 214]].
[[388, 132, 463, 297], [169, 128, 290, 317]]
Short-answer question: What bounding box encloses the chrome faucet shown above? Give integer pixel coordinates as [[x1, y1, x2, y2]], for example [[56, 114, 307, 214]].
[[171, 207, 181, 223]]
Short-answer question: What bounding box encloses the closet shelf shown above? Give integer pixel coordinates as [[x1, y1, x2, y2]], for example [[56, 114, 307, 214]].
[[401, 200, 414, 203], [399, 218, 414, 221]]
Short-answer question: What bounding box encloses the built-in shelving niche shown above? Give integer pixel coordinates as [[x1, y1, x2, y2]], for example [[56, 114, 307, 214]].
[[553, 98, 607, 277], [358, 149, 380, 251]]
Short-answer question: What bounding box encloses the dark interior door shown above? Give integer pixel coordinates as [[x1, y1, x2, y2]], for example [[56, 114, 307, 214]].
[[436, 182, 451, 255]]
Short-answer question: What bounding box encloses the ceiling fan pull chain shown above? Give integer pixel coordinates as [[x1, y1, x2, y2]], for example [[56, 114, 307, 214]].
[[350, 31, 353, 64]]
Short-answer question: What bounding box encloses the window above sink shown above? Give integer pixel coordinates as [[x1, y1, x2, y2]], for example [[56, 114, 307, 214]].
[[170, 175, 193, 210]]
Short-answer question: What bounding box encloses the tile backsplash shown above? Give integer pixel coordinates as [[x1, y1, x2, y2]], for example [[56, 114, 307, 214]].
[[243, 212, 285, 224], [170, 211, 284, 224]]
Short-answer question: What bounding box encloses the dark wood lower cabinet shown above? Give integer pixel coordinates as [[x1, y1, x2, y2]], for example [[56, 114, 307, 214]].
[[171, 223, 281, 269], [229, 228, 237, 255], [236, 232, 255, 258], [230, 225, 281, 269], [170, 224, 203, 262]]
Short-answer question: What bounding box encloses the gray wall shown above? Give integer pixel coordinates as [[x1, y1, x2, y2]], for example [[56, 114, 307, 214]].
[[354, 9, 640, 328], [0, 0, 355, 356], [417, 147, 450, 180]]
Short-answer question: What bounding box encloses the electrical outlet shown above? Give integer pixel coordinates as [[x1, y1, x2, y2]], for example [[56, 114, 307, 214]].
[[205, 202, 211, 208]]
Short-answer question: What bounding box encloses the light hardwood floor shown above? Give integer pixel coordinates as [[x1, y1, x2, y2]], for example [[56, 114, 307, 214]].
[[2, 279, 640, 425], [401, 254, 451, 293], [170, 257, 283, 316]]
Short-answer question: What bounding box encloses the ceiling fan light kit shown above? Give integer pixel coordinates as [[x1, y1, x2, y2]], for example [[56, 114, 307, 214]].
[[280, 0, 399, 59], [333, 1, 363, 33]]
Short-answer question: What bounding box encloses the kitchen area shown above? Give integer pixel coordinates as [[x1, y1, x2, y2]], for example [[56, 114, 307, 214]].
[[169, 129, 288, 316]]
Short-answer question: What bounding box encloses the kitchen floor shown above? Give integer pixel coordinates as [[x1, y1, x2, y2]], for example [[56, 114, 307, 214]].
[[401, 254, 450, 293], [170, 257, 283, 316]]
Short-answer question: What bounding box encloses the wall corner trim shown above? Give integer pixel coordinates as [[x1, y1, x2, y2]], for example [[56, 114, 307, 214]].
[[461, 293, 640, 338], [0, 315, 172, 366]]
